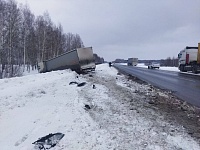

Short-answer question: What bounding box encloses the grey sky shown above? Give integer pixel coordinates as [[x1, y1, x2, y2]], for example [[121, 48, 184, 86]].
[[16, 0, 200, 61]]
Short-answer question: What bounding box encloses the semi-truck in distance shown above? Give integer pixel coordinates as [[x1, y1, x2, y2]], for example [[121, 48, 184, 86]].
[[178, 43, 200, 73], [127, 58, 138, 66], [38, 47, 96, 73]]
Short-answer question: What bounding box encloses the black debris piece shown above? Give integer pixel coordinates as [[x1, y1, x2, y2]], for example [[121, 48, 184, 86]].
[[32, 133, 65, 150], [77, 82, 86, 87], [69, 81, 78, 85], [148, 100, 155, 105], [93, 85, 96, 89], [85, 104, 91, 110], [89, 74, 93, 77]]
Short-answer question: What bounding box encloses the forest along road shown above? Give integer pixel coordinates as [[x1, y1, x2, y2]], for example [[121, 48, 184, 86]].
[[114, 64, 200, 107]]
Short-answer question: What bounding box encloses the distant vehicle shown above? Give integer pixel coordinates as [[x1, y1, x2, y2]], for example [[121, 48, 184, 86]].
[[127, 58, 138, 66], [38, 47, 96, 73], [148, 62, 160, 69], [178, 44, 200, 73]]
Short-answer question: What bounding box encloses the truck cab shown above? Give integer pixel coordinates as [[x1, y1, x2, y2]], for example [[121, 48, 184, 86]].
[[178, 47, 198, 72]]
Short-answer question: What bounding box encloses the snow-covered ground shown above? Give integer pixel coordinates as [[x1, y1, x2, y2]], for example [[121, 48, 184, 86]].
[[117, 63, 179, 72], [136, 63, 179, 72], [0, 64, 199, 149]]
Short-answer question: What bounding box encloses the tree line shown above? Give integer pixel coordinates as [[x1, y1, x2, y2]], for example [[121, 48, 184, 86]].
[[114, 57, 179, 67], [0, 0, 86, 78], [160, 57, 178, 67]]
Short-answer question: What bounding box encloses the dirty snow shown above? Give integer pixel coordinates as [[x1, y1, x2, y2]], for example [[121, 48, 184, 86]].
[[136, 63, 179, 72], [0, 64, 199, 150]]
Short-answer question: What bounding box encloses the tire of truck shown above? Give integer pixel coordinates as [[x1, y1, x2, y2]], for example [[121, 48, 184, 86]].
[[180, 65, 186, 72], [192, 65, 198, 74], [148, 66, 150, 69]]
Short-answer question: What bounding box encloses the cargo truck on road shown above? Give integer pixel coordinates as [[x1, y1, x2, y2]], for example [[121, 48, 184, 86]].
[[178, 43, 200, 73], [127, 58, 138, 66], [38, 47, 96, 73]]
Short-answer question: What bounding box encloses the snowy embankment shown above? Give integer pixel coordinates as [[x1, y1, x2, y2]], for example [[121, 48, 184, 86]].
[[0, 64, 199, 149], [117, 63, 179, 72], [119, 63, 200, 76], [136, 63, 179, 72]]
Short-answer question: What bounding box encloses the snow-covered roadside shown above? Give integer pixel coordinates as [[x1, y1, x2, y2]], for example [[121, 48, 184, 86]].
[[136, 63, 179, 72], [79, 64, 200, 150], [115, 63, 180, 72], [0, 70, 112, 150], [0, 64, 199, 149]]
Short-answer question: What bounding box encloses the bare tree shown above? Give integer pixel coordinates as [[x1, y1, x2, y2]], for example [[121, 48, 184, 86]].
[[71, 34, 84, 49], [4, 0, 22, 77], [0, 0, 85, 78], [65, 33, 84, 52], [0, 0, 6, 78], [20, 4, 35, 71]]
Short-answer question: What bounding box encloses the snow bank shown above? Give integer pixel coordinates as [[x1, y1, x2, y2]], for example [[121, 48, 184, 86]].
[[0, 64, 199, 149]]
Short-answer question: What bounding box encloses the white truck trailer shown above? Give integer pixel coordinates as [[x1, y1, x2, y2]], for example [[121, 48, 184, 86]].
[[38, 47, 96, 73], [178, 43, 200, 73], [127, 58, 138, 66]]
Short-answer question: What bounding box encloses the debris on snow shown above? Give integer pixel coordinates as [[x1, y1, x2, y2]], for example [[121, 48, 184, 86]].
[[117, 72, 121, 75], [84, 104, 91, 110], [1, 64, 200, 150], [88, 74, 93, 77], [69, 81, 87, 87], [77, 82, 86, 87], [69, 81, 78, 85], [32, 133, 65, 149]]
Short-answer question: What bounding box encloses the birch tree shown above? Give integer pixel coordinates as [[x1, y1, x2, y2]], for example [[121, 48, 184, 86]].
[[0, 0, 6, 78], [21, 5, 35, 71], [4, 0, 21, 77]]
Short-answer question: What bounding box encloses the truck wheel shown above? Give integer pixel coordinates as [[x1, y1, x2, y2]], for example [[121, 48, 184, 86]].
[[148, 66, 150, 69], [180, 65, 186, 72], [192, 66, 198, 74]]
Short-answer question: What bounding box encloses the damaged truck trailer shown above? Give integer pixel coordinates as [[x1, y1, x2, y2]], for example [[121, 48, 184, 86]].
[[38, 47, 96, 73]]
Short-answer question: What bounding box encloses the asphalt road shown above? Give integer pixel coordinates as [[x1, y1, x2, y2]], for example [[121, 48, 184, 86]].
[[114, 64, 200, 107]]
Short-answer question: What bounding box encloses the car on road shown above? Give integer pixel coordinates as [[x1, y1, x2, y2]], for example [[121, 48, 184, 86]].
[[148, 62, 160, 69]]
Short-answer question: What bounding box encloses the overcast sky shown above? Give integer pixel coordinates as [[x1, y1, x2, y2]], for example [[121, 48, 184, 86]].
[[16, 0, 200, 61]]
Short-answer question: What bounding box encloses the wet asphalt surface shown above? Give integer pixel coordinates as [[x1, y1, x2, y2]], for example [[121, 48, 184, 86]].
[[114, 64, 200, 107]]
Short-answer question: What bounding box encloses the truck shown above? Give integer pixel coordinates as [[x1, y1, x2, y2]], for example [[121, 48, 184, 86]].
[[38, 47, 96, 73], [127, 58, 138, 66], [178, 43, 200, 73]]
